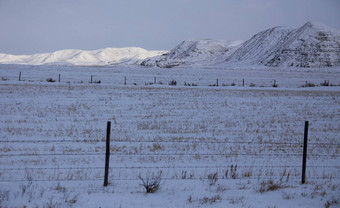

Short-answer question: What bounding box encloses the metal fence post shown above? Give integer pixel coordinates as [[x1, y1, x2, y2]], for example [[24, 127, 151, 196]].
[[301, 121, 309, 184], [104, 121, 111, 186]]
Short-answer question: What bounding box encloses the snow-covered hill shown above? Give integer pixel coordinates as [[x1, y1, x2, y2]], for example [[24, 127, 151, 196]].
[[140, 22, 340, 68], [1, 22, 339, 68], [140, 39, 243, 68], [225, 22, 340, 67], [0, 47, 167, 66], [224, 26, 294, 66]]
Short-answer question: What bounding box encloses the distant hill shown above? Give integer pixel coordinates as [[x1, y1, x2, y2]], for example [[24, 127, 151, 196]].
[[140, 39, 243, 68], [1, 22, 339, 68], [0, 48, 167, 66]]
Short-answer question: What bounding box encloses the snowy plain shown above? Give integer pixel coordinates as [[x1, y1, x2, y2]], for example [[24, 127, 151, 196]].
[[0, 64, 339, 208]]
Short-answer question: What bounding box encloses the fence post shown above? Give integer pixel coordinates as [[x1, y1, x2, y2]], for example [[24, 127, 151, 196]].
[[104, 121, 111, 186], [154, 77, 156, 84], [19, 72, 21, 81], [124, 76, 127, 85], [59, 74, 61, 83], [217, 79, 219, 87], [243, 79, 244, 87], [301, 121, 309, 184], [90, 75, 93, 84]]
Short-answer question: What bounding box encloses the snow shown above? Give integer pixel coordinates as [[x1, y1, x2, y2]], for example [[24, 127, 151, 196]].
[[0, 47, 167, 66], [0, 22, 339, 69], [0, 64, 339, 207], [140, 21, 340, 69], [140, 39, 243, 68], [226, 22, 340, 68], [225, 26, 294, 65]]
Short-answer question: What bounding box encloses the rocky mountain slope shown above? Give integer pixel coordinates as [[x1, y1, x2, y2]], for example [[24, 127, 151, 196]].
[[140, 39, 243, 68], [226, 22, 340, 67]]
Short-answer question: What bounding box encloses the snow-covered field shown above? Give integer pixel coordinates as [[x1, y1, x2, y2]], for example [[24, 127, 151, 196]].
[[0, 64, 339, 207]]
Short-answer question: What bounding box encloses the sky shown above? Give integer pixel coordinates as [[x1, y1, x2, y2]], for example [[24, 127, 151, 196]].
[[0, 0, 339, 55]]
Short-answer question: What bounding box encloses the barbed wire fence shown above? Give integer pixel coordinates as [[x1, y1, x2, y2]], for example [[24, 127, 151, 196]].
[[2, 71, 339, 88], [0, 121, 339, 185]]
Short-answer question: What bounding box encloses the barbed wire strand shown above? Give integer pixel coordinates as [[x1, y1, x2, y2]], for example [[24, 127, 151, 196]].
[[0, 139, 338, 147], [0, 152, 339, 157], [0, 177, 339, 183], [0, 165, 339, 171]]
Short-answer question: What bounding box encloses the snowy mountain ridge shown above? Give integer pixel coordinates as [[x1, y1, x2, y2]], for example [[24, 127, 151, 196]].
[[0, 21, 339, 68], [142, 21, 340, 68], [0, 47, 167, 66], [226, 21, 340, 67], [140, 39, 243, 68]]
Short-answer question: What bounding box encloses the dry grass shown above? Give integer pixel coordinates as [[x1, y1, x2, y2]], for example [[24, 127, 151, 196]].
[[258, 180, 288, 193]]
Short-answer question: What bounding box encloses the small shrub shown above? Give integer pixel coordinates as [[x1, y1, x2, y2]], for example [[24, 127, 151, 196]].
[[230, 164, 238, 179], [169, 80, 177, 86], [184, 82, 197, 86], [282, 191, 294, 200], [320, 80, 330, 86], [145, 82, 153, 85], [272, 80, 278, 87], [138, 171, 162, 193], [302, 81, 316, 87], [200, 195, 221, 204], [258, 180, 286, 193], [242, 169, 253, 178], [187, 195, 193, 203], [46, 78, 56, 82], [149, 143, 163, 152], [207, 172, 218, 186], [54, 183, 66, 192], [324, 198, 339, 208], [64, 193, 78, 205], [228, 196, 245, 204], [181, 171, 187, 179]]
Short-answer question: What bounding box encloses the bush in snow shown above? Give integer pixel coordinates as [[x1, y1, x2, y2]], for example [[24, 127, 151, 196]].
[[169, 80, 177, 86], [320, 80, 330, 86], [302, 81, 316, 87], [258, 180, 287, 193], [207, 172, 218, 186], [138, 171, 162, 193], [46, 78, 56, 82]]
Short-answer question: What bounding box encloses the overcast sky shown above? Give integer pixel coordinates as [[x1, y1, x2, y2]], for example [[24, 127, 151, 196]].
[[0, 0, 339, 55]]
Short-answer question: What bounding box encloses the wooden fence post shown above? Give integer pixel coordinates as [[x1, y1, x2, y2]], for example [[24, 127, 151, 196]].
[[90, 75, 93, 83], [19, 72, 21, 81], [243, 79, 244, 87], [124, 76, 127, 85], [217, 79, 219, 87], [301, 121, 309, 184], [59, 74, 61, 83], [104, 121, 111, 186], [154, 77, 156, 84]]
